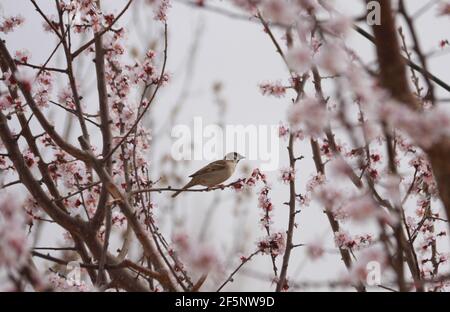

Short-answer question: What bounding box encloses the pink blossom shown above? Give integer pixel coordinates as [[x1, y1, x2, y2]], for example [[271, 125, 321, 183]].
[[337, 195, 378, 222], [439, 39, 449, 48], [172, 232, 219, 272], [378, 101, 450, 149], [288, 97, 327, 138], [257, 232, 286, 256], [438, 253, 449, 265], [419, 232, 436, 253], [14, 49, 30, 63], [296, 0, 321, 12], [314, 183, 342, 210], [147, 0, 171, 22], [77, 0, 97, 13], [292, 129, 305, 140], [244, 177, 256, 187], [261, 0, 295, 24], [0, 196, 28, 268], [334, 230, 373, 250], [438, 2, 450, 15], [191, 247, 218, 271], [0, 15, 24, 34], [59, 1, 77, 13], [306, 173, 326, 193], [47, 272, 92, 292], [307, 242, 324, 260], [112, 211, 126, 227], [329, 157, 354, 178], [317, 42, 348, 74], [346, 65, 385, 106], [251, 168, 267, 183], [278, 123, 289, 139], [58, 161, 87, 189], [279, 167, 295, 183], [320, 139, 333, 158], [133, 50, 160, 84], [323, 15, 352, 37], [258, 186, 273, 212], [42, 16, 58, 32], [58, 86, 76, 110], [23, 149, 39, 168], [34, 71, 53, 108], [232, 0, 262, 12], [230, 179, 245, 191], [15, 68, 33, 92], [286, 45, 314, 73], [259, 81, 286, 97], [0, 95, 13, 111], [296, 193, 311, 207], [173, 232, 191, 254], [71, 1, 102, 32]]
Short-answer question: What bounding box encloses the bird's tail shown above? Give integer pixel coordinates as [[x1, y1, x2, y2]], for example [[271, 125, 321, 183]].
[[171, 180, 196, 198]]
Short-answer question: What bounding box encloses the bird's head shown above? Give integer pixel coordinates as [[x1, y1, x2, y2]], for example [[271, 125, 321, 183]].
[[224, 152, 245, 163]]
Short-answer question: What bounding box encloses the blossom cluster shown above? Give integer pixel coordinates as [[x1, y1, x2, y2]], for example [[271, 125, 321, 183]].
[[259, 81, 286, 97], [257, 232, 286, 256], [279, 167, 295, 184], [47, 272, 92, 292], [147, 0, 172, 22], [0, 15, 24, 34], [288, 97, 328, 138], [334, 230, 373, 251], [377, 101, 450, 149], [172, 232, 218, 272], [0, 196, 28, 269]]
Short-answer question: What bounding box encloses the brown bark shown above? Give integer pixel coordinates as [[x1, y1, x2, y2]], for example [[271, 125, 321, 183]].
[[369, 0, 450, 229], [371, 0, 420, 110]]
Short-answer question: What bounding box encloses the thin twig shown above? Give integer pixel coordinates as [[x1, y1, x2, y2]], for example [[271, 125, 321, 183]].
[[216, 250, 260, 292]]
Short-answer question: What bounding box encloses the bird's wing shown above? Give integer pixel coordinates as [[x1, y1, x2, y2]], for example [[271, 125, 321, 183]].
[[189, 160, 227, 177]]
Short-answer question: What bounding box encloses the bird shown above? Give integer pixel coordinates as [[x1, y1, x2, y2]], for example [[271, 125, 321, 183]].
[[171, 152, 245, 198]]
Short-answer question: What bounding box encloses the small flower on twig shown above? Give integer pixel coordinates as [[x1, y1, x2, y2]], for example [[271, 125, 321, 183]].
[[257, 232, 286, 257]]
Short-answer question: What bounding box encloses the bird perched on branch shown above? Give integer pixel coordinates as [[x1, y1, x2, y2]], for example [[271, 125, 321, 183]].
[[171, 152, 245, 198]]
